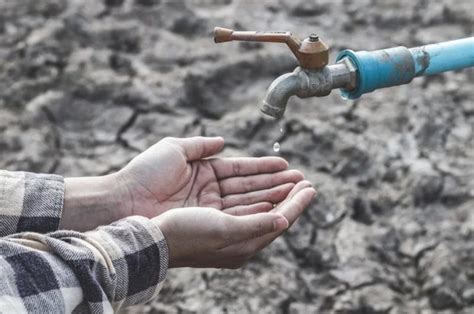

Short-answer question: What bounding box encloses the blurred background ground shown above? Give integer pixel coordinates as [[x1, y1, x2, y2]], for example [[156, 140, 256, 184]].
[[1, 0, 473, 313]]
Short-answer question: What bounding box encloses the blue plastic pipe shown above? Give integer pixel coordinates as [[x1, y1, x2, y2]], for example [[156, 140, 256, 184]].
[[336, 37, 474, 99]]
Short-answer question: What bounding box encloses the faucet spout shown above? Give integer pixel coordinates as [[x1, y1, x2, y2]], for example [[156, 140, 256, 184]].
[[260, 60, 357, 119], [260, 71, 302, 119]]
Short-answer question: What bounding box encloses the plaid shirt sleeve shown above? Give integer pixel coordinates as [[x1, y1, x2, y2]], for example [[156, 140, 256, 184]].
[[0, 170, 64, 236], [0, 170, 169, 311], [0, 216, 169, 312]]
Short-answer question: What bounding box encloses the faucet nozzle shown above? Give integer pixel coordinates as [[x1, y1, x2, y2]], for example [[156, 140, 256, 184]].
[[260, 61, 357, 119], [260, 72, 302, 119]]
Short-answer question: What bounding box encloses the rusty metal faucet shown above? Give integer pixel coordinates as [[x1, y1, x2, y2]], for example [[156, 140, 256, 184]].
[[214, 27, 474, 119], [214, 27, 356, 119]]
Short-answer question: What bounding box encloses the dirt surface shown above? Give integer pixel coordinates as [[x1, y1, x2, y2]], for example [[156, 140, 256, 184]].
[[1, 0, 474, 313]]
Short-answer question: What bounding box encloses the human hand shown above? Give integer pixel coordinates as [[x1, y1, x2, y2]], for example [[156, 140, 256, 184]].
[[118, 136, 304, 219], [60, 137, 303, 232], [153, 180, 316, 268]]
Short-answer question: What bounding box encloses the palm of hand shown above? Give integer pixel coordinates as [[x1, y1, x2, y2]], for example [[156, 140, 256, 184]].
[[120, 137, 302, 218]]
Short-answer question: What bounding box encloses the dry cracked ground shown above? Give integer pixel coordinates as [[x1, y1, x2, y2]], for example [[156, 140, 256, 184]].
[[1, 0, 474, 313]]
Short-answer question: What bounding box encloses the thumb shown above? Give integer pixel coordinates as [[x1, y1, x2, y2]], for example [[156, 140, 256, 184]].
[[228, 213, 289, 242], [174, 136, 225, 161]]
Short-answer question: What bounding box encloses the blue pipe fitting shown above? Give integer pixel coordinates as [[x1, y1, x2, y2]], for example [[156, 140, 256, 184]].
[[336, 37, 474, 99], [336, 47, 415, 99]]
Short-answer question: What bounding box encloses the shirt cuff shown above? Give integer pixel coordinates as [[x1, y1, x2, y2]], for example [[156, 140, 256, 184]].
[[0, 171, 64, 236], [85, 216, 169, 307]]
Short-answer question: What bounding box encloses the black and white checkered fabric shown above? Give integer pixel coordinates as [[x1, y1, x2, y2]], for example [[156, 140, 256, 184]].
[[0, 171, 169, 312], [0, 171, 64, 236]]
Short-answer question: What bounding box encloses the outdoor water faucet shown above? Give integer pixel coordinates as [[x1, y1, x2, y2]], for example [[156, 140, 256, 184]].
[[214, 27, 356, 119], [214, 27, 474, 119]]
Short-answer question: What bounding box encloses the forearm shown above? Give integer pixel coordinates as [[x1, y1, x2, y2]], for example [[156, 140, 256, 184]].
[[60, 173, 132, 231], [0, 216, 169, 312]]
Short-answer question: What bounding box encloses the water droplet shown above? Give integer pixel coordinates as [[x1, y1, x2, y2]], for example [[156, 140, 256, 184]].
[[279, 121, 284, 133], [273, 142, 280, 152], [325, 212, 334, 222]]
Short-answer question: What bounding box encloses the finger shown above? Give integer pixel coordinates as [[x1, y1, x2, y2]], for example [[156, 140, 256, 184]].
[[274, 187, 317, 226], [168, 136, 225, 161], [231, 187, 317, 255], [286, 180, 313, 199], [223, 202, 274, 216], [210, 157, 288, 179], [219, 169, 304, 196], [267, 180, 312, 211], [222, 182, 295, 209], [225, 212, 289, 242]]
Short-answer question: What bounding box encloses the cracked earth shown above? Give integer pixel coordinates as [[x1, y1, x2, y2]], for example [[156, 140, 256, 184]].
[[1, 0, 473, 313]]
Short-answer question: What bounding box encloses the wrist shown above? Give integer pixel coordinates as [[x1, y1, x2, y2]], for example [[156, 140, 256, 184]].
[[60, 173, 131, 231], [151, 214, 176, 268]]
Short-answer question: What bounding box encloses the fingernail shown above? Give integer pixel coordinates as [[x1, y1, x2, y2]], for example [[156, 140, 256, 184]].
[[301, 181, 312, 188], [273, 216, 289, 231]]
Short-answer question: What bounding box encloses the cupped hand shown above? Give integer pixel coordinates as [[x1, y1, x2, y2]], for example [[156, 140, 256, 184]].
[[153, 180, 316, 268], [118, 137, 304, 218]]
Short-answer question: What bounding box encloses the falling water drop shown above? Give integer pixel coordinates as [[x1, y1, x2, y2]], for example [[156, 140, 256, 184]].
[[273, 142, 280, 152], [272, 120, 284, 153], [325, 212, 334, 223]]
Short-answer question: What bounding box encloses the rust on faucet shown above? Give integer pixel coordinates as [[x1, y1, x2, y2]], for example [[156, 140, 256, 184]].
[[214, 27, 329, 69]]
